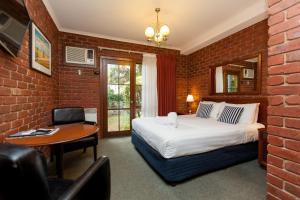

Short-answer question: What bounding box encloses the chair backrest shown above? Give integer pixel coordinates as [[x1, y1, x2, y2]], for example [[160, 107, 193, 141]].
[[53, 107, 85, 125], [0, 143, 51, 200]]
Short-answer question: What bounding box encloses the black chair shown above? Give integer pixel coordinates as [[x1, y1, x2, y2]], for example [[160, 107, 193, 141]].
[[0, 143, 110, 200], [52, 107, 98, 161]]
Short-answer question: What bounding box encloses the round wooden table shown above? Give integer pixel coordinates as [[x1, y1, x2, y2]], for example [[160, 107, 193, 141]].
[[5, 124, 99, 178]]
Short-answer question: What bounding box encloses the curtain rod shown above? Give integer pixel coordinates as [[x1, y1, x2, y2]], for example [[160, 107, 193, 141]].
[[98, 46, 156, 55]]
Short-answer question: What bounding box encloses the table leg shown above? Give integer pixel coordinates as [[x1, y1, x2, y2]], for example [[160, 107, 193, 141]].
[[55, 144, 64, 178]]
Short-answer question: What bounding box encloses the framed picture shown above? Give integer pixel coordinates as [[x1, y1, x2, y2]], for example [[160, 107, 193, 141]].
[[30, 23, 51, 76]]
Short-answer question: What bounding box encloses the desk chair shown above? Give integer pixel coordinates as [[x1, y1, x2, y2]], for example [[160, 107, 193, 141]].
[[52, 107, 98, 161], [0, 143, 110, 200]]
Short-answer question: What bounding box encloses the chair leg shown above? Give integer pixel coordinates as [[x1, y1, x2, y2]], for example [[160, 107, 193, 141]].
[[83, 147, 87, 153], [50, 148, 54, 162], [93, 145, 97, 161]]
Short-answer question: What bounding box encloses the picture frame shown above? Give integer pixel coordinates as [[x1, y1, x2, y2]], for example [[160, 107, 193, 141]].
[[30, 22, 51, 76]]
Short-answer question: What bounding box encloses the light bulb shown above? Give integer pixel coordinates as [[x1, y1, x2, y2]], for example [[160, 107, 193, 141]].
[[160, 25, 170, 36], [145, 27, 155, 38]]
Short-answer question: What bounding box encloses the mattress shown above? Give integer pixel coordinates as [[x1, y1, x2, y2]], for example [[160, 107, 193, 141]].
[[132, 115, 264, 159], [132, 130, 258, 183]]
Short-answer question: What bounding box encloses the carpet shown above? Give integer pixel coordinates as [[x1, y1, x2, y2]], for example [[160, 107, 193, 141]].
[[49, 137, 266, 200]]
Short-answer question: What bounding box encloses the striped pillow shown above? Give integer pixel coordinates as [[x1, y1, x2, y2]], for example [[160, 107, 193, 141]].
[[196, 104, 213, 118], [218, 106, 244, 124]]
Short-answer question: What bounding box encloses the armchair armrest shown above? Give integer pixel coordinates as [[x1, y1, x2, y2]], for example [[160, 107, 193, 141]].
[[58, 156, 110, 200]]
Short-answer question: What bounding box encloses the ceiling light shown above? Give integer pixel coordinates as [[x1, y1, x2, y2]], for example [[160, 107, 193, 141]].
[[145, 8, 170, 46]]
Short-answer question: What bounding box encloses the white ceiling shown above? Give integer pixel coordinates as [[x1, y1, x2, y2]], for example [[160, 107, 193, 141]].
[[42, 0, 267, 55]]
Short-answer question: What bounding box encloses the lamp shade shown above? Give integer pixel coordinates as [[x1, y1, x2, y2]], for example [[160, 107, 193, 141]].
[[186, 95, 194, 102], [145, 27, 155, 38], [160, 25, 170, 36]]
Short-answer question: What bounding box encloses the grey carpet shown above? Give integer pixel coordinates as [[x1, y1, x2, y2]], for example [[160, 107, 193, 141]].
[[49, 137, 266, 200]]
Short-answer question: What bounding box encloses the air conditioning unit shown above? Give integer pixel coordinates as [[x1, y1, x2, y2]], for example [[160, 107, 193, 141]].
[[65, 46, 95, 66], [243, 68, 254, 79]]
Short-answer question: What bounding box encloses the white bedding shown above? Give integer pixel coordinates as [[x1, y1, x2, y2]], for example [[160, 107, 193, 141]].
[[132, 115, 265, 159]]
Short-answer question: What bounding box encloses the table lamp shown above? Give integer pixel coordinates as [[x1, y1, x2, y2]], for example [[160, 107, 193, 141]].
[[186, 94, 194, 114]]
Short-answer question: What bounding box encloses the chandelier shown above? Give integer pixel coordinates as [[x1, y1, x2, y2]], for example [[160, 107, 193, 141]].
[[145, 8, 170, 46]]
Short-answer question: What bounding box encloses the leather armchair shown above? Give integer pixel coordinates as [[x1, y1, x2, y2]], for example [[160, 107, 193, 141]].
[[0, 143, 110, 200], [52, 107, 98, 161]]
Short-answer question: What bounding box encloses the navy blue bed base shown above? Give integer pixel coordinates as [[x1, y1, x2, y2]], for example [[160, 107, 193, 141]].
[[131, 130, 258, 184]]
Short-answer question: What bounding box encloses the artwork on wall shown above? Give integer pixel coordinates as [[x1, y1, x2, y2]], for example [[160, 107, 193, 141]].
[[30, 22, 51, 76]]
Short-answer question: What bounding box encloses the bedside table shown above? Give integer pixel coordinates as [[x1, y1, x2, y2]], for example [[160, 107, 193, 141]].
[[258, 128, 268, 168]]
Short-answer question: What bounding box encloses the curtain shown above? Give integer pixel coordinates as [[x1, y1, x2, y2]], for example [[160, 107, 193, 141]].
[[157, 54, 176, 116], [141, 54, 158, 117], [215, 66, 224, 93]]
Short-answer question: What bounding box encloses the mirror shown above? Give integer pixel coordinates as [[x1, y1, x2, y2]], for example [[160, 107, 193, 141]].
[[212, 54, 261, 95]]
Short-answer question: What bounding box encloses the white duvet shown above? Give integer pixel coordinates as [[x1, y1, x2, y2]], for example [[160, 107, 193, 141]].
[[132, 115, 265, 159]]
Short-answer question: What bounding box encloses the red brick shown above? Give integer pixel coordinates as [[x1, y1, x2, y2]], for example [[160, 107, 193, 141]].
[[287, 2, 300, 18], [286, 73, 300, 83], [0, 123, 10, 132], [267, 174, 283, 188], [269, 33, 285, 46], [287, 50, 300, 62], [286, 140, 300, 152], [285, 161, 300, 175], [0, 87, 11, 96], [268, 85, 300, 95], [269, 54, 285, 66], [0, 105, 10, 114], [268, 0, 281, 7], [268, 62, 300, 75], [269, 15, 300, 35], [269, 11, 285, 26], [285, 182, 300, 198], [267, 183, 296, 200], [268, 164, 300, 186], [268, 76, 284, 85], [0, 68, 10, 78], [3, 79, 17, 87], [268, 154, 285, 167], [266, 193, 279, 200], [287, 26, 300, 40], [268, 125, 300, 140], [268, 116, 284, 127], [286, 118, 300, 129], [268, 144, 300, 163], [269, 38, 300, 56], [269, 96, 284, 105], [268, 0, 300, 15], [286, 95, 300, 105]]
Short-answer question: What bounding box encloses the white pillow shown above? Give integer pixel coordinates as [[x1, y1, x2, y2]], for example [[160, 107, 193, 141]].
[[253, 103, 260, 123], [219, 102, 260, 124], [197, 101, 225, 119]]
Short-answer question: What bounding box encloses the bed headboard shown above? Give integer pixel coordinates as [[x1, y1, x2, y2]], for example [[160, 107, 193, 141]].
[[202, 96, 268, 125]]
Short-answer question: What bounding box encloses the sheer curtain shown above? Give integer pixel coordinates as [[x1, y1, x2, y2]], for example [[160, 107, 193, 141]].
[[215, 66, 224, 93], [141, 54, 158, 117]]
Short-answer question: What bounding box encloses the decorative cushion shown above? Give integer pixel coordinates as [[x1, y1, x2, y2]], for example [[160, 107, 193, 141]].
[[218, 106, 244, 124], [196, 101, 225, 119], [196, 103, 213, 118], [218, 103, 259, 124]]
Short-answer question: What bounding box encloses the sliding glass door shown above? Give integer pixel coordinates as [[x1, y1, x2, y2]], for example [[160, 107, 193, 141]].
[[102, 58, 141, 137]]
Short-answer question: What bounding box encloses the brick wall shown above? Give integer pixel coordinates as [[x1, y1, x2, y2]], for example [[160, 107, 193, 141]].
[[267, 0, 300, 199], [58, 32, 188, 136], [0, 0, 59, 140], [187, 20, 269, 111]]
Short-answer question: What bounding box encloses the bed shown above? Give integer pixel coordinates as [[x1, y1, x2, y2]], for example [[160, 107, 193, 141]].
[[131, 97, 267, 184]]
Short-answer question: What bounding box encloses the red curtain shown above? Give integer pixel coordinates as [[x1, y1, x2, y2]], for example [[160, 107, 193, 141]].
[[157, 54, 177, 116]]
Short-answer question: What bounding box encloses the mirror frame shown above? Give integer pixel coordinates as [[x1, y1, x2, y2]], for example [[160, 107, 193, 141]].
[[209, 53, 262, 95]]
